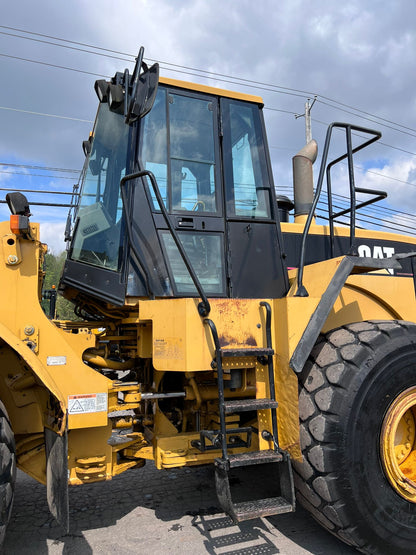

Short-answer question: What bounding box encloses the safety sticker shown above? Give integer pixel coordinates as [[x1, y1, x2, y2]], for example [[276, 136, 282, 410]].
[[68, 393, 107, 415]]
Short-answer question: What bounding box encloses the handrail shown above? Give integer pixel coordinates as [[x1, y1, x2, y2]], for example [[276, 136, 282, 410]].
[[295, 122, 382, 297], [120, 169, 211, 316], [328, 186, 387, 257]]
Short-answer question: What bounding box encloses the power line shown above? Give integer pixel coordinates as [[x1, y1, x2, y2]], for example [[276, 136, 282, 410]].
[[0, 30, 132, 64], [0, 170, 77, 180], [4, 47, 416, 164], [0, 52, 107, 78], [0, 105, 93, 123], [316, 98, 416, 139], [0, 162, 78, 172], [2, 25, 416, 137], [0, 186, 77, 195], [2, 25, 416, 232], [278, 184, 416, 235], [307, 116, 416, 159]]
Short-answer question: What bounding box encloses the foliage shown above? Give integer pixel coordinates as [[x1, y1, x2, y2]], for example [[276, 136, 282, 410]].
[[41, 251, 77, 321]]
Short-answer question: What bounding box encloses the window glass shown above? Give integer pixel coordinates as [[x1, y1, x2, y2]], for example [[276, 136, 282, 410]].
[[170, 94, 217, 213], [140, 88, 168, 208], [71, 103, 129, 270], [228, 102, 271, 218], [160, 231, 225, 295], [139, 89, 218, 213]]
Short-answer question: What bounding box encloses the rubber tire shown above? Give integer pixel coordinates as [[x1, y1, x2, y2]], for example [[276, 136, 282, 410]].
[[0, 401, 15, 546], [293, 320, 416, 555]]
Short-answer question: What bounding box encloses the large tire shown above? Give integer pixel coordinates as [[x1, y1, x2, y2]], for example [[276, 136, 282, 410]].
[[294, 320, 416, 554], [0, 401, 15, 546]]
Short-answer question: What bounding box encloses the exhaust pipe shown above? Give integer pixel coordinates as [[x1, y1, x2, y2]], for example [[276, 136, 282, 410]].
[[293, 139, 318, 224]]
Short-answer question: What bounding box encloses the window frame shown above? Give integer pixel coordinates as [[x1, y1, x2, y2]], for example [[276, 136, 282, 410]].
[[138, 85, 224, 217], [221, 97, 274, 222]]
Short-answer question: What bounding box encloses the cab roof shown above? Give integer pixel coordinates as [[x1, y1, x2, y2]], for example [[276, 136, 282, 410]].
[[159, 76, 264, 106]]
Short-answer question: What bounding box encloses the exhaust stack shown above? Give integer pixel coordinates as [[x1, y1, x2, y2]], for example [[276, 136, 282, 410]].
[[292, 139, 318, 224]]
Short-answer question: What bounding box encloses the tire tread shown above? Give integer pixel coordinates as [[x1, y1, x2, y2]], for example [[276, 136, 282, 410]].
[[293, 320, 416, 554]]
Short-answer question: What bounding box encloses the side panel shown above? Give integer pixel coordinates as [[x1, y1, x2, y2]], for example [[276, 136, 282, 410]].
[[281, 228, 415, 276], [228, 221, 288, 297]]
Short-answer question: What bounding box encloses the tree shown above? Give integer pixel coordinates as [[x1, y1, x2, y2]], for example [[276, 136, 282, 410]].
[[41, 252, 77, 321]]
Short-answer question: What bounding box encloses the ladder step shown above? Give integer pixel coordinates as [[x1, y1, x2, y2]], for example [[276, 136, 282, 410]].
[[220, 347, 274, 358], [233, 497, 294, 521], [227, 449, 284, 468], [224, 398, 278, 413]]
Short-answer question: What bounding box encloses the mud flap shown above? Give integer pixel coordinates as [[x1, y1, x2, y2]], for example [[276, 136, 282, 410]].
[[45, 427, 69, 532]]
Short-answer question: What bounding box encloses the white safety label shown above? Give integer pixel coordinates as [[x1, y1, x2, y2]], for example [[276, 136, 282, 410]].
[[68, 393, 107, 414], [47, 356, 67, 366]]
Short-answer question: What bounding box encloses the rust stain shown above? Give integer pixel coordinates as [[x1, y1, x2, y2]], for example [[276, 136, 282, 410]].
[[245, 335, 257, 346], [400, 451, 416, 482], [219, 333, 257, 348], [211, 298, 250, 318], [219, 335, 231, 347]]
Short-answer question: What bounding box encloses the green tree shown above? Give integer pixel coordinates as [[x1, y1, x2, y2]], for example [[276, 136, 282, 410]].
[[41, 251, 78, 321]]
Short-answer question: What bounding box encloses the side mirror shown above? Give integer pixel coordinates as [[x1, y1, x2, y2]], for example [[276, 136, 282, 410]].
[[6, 192, 31, 216], [132, 63, 159, 120], [125, 48, 159, 124], [82, 136, 92, 157], [94, 80, 109, 103]]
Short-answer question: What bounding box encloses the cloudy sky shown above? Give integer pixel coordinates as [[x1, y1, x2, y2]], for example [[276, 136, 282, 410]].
[[1, 0, 416, 252]]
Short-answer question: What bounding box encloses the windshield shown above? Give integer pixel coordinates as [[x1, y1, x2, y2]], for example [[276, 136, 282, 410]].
[[71, 103, 129, 270]]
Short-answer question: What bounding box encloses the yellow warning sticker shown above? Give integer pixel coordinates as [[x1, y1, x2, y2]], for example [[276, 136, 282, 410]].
[[68, 393, 107, 414]]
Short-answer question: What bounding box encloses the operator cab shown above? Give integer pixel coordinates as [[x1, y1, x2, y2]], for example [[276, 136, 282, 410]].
[[60, 53, 288, 312]]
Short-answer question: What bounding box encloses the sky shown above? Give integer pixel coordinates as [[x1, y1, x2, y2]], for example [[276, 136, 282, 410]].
[[1, 0, 416, 253]]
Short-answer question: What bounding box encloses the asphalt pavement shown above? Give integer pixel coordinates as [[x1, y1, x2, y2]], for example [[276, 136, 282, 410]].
[[3, 464, 357, 554]]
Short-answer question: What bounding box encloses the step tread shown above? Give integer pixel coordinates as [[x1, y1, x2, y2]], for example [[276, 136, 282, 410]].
[[233, 496, 294, 520], [224, 398, 278, 413], [227, 449, 283, 468]]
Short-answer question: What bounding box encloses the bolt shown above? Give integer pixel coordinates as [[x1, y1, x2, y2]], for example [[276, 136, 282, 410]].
[[7, 255, 18, 265], [24, 326, 35, 336], [396, 447, 406, 462]]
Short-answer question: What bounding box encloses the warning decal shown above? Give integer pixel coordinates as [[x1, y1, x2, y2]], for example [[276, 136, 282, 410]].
[[68, 393, 107, 415]]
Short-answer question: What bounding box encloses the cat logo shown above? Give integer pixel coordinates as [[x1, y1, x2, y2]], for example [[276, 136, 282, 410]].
[[357, 244, 395, 275]]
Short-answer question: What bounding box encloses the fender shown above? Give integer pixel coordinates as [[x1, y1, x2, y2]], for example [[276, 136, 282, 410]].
[[0, 320, 66, 427], [289, 255, 402, 373], [0, 323, 69, 530]]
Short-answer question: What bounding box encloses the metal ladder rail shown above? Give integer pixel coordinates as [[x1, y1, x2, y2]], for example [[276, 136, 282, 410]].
[[204, 301, 279, 461], [204, 317, 229, 460], [259, 301, 280, 451]]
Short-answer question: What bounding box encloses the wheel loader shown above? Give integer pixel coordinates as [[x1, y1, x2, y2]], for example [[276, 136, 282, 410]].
[[1, 47, 416, 553]]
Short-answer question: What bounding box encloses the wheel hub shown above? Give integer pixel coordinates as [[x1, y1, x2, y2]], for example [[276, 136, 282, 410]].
[[381, 386, 416, 502]]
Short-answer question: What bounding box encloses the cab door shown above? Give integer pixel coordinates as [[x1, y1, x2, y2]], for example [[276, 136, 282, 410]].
[[139, 85, 227, 297], [221, 98, 289, 298]]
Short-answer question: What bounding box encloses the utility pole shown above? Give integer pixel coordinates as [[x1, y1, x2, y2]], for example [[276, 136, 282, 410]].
[[296, 96, 317, 143]]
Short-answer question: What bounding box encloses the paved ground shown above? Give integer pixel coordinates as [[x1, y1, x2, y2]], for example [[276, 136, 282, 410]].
[[4, 465, 357, 554]]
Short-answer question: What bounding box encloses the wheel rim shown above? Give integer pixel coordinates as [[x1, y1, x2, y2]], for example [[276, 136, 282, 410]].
[[381, 386, 416, 502]]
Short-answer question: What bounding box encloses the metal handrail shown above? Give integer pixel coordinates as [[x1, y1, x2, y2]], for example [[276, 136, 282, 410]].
[[120, 169, 211, 316], [295, 122, 382, 297]]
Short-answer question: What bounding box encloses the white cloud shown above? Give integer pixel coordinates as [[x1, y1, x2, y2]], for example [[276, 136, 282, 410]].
[[40, 222, 66, 255], [1, 0, 416, 237]]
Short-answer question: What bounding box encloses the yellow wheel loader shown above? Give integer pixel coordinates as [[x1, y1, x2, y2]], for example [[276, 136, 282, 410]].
[[2, 47, 416, 553]]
